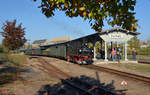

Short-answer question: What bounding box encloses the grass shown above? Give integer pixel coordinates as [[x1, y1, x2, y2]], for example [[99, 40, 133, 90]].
[[133, 65, 150, 72], [0, 53, 28, 66], [0, 65, 21, 86], [0, 53, 27, 86], [111, 63, 150, 72], [7, 54, 27, 66], [0, 72, 19, 85], [0, 53, 8, 62]]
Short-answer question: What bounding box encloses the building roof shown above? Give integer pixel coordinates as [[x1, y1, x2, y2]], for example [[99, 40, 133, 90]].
[[51, 37, 70, 41], [41, 28, 140, 48], [33, 39, 47, 44], [50, 37, 70, 44], [99, 27, 140, 35]]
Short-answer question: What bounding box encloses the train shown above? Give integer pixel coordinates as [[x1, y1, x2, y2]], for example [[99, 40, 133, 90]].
[[23, 40, 94, 64]]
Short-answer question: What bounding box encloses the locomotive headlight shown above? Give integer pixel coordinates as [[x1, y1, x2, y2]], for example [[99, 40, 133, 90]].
[[79, 49, 82, 52], [83, 61, 86, 64]]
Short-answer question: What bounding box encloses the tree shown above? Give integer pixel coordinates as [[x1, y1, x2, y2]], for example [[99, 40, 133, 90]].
[[88, 42, 93, 48], [1, 20, 26, 51], [34, 0, 138, 32], [128, 36, 140, 54], [95, 41, 100, 54], [128, 36, 140, 49], [0, 44, 3, 53]]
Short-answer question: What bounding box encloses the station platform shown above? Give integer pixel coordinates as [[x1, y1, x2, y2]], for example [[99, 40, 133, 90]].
[[93, 59, 138, 64]]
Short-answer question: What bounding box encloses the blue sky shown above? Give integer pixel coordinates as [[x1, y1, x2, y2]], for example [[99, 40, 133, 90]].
[[0, 0, 150, 44]]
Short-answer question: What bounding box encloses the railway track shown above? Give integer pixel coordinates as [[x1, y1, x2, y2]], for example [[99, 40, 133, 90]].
[[37, 57, 71, 79], [32, 57, 122, 95], [82, 65, 150, 84], [138, 60, 150, 64]]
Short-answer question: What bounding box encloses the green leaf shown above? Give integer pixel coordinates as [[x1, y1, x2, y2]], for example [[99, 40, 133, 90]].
[[34, 0, 138, 32]]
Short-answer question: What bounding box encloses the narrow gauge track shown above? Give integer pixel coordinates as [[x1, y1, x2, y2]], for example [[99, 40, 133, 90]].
[[32, 57, 121, 95], [82, 65, 150, 84]]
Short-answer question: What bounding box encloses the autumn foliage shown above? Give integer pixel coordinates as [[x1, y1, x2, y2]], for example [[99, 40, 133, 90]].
[[34, 0, 138, 32], [1, 20, 26, 51]]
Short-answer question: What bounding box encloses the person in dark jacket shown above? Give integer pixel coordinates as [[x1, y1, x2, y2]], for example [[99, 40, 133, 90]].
[[132, 48, 136, 61], [117, 48, 121, 62]]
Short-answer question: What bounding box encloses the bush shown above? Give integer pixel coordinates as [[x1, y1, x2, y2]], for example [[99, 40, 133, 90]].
[[0, 53, 8, 62], [0, 45, 3, 53], [139, 48, 150, 55], [128, 47, 150, 55]]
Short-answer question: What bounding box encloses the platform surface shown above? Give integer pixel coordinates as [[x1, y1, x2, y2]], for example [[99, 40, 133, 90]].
[[93, 59, 138, 64]]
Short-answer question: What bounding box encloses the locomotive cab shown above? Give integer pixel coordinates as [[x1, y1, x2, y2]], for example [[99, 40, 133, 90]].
[[78, 46, 93, 57]]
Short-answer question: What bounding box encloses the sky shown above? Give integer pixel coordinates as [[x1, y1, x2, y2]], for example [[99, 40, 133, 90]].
[[0, 0, 150, 44]]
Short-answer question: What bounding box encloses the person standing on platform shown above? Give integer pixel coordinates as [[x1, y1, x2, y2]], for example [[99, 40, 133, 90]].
[[132, 48, 136, 61], [117, 48, 121, 62], [108, 48, 112, 60], [114, 48, 117, 60], [111, 49, 116, 61]]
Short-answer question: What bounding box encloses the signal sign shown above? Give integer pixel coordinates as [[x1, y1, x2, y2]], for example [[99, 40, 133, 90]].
[[121, 80, 127, 86]]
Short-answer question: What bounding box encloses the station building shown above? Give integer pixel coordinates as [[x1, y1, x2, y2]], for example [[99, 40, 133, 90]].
[[69, 27, 140, 63]]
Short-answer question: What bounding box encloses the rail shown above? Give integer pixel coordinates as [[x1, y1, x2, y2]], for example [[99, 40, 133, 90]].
[[82, 65, 150, 84]]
